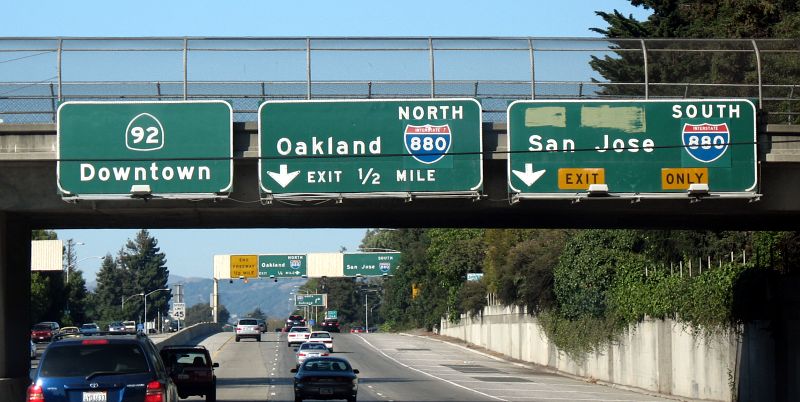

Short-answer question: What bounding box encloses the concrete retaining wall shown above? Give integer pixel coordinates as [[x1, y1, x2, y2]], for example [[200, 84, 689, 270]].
[[440, 306, 737, 401], [155, 322, 221, 349]]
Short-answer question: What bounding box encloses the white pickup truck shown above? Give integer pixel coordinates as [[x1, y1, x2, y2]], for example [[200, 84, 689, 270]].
[[287, 326, 311, 347]]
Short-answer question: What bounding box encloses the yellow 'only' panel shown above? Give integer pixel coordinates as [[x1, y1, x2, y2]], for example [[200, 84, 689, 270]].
[[661, 168, 709, 190]]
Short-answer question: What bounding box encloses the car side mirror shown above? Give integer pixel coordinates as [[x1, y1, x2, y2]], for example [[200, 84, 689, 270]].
[[290, 368, 298, 373], [353, 369, 359, 374], [212, 362, 219, 368]]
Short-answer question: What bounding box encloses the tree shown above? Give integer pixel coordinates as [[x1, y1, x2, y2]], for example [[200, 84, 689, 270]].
[[185, 303, 212, 326], [119, 230, 171, 327], [62, 239, 89, 325], [591, 1, 800, 122], [246, 307, 266, 320], [93, 254, 129, 322], [217, 304, 231, 325]]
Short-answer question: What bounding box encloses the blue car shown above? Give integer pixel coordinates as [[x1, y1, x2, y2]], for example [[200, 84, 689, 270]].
[[27, 333, 178, 402], [79, 323, 100, 336]]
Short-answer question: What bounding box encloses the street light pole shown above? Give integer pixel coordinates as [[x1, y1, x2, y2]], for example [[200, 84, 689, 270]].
[[143, 288, 170, 333]]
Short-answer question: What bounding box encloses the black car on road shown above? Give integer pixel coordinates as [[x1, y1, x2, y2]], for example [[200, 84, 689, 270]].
[[160, 345, 218, 401], [291, 356, 359, 402]]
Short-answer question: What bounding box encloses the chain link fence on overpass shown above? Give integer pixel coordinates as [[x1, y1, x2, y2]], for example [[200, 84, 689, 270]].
[[0, 37, 798, 123]]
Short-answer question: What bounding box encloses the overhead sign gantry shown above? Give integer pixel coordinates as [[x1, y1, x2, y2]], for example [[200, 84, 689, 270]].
[[258, 99, 483, 201], [507, 99, 757, 200]]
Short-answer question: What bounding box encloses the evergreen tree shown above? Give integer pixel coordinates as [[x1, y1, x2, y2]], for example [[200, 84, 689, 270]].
[[119, 230, 171, 328], [93, 254, 128, 322], [591, 1, 800, 122]]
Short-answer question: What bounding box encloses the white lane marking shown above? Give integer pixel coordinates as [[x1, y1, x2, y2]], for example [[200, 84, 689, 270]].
[[356, 335, 507, 402]]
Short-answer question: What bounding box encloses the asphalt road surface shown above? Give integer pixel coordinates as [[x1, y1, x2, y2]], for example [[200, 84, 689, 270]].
[[180, 331, 675, 402]]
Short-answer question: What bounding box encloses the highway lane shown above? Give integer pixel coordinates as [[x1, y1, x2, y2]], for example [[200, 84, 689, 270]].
[[190, 331, 675, 402]]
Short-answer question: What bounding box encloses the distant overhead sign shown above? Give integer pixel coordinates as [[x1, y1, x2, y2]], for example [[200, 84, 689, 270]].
[[57, 101, 233, 199], [507, 99, 757, 198], [343, 252, 401, 277], [230, 255, 258, 278], [258, 254, 307, 278], [259, 99, 483, 200], [295, 294, 327, 307]]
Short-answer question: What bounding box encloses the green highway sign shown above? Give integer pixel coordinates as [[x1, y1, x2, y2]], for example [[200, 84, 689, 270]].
[[259, 99, 483, 199], [507, 99, 757, 198], [295, 294, 327, 307], [258, 254, 307, 278], [343, 252, 401, 277], [57, 101, 233, 199], [325, 310, 338, 320]]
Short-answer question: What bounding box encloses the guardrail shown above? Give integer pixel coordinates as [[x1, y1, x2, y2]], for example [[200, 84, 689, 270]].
[[1, 37, 798, 123]]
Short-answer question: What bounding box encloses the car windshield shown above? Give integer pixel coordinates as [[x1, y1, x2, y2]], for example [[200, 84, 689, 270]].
[[40, 344, 148, 377], [33, 324, 50, 330], [300, 343, 328, 351], [303, 360, 351, 372], [291, 327, 309, 333], [310, 333, 329, 339], [81, 324, 97, 329], [239, 319, 257, 326]]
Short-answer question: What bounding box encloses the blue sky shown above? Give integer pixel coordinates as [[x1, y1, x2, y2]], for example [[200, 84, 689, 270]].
[[14, 1, 652, 280]]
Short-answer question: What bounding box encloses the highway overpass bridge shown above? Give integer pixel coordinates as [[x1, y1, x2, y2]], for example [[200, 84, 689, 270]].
[[1, 37, 799, 398]]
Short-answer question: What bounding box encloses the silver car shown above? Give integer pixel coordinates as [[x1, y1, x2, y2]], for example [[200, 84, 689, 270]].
[[295, 342, 330, 366], [235, 318, 261, 342]]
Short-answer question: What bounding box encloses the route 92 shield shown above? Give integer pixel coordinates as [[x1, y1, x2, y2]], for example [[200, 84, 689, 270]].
[[404, 124, 452, 164]]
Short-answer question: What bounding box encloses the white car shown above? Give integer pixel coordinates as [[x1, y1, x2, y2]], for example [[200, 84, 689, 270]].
[[307, 330, 334, 352], [235, 318, 261, 342], [295, 342, 330, 366], [287, 326, 311, 347]]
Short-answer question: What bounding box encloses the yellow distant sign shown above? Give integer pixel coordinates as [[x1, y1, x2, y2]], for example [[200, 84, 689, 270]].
[[230, 255, 258, 278], [558, 168, 605, 190], [661, 168, 708, 190]]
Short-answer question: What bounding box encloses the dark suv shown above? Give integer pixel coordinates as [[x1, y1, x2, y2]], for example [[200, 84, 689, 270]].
[[285, 314, 306, 330], [321, 319, 340, 333], [160, 345, 218, 401], [28, 332, 178, 402]]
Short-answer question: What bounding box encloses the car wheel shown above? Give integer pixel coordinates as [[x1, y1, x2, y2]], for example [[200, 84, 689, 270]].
[[206, 387, 216, 402], [294, 394, 303, 402], [347, 396, 356, 402], [287, 342, 292, 347], [257, 336, 261, 342], [178, 393, 187, 399], [235, 336, 240, 342]]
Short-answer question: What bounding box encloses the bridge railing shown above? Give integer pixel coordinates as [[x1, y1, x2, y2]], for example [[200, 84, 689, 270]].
[[0, 37, 798, 123]]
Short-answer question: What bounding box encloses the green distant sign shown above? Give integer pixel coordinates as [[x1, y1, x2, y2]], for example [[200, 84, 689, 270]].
[[58, 101, 233, 199], [259, 99, 483, 199], [258, 254, 307, 278], [343, 252, 401, 277], [295, 294, 326, 307], [325, 310, 338, 320], [507, 99, 757, 197]]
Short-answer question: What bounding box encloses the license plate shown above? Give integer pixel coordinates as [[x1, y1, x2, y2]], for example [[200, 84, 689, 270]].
[[177, 374, 189, 380], [320, 388, 333, 395], [82, 391, 107, 402]]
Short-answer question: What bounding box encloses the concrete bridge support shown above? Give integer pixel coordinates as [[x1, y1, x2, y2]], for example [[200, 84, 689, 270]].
[[0, 215, 31, 402]]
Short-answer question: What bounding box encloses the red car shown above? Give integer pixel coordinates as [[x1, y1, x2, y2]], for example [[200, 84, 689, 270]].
[[321, 319, 340, 333], [350, 326, 365, 333], [160, 345, 218, 401], [30, 322, 59, 343]]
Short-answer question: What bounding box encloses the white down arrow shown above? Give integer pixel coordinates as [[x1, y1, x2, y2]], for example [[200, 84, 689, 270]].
[[512, 163, 546, 187], [267, 164, 301, 188]]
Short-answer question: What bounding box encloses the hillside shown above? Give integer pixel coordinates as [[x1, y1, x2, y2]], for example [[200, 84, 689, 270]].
[[167, 275, 306, 322]]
